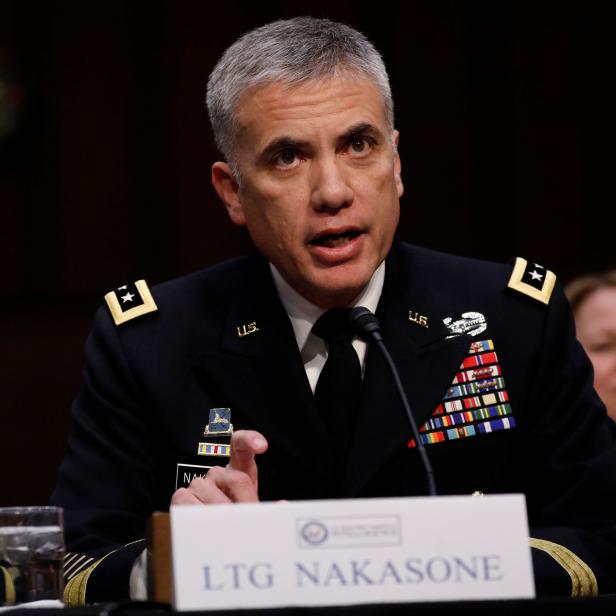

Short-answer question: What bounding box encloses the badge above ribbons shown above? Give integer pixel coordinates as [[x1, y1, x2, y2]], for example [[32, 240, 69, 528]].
[[443, 312, 487, 339], [203, 407, 233, 436], [177, 407, 235, 488], [197, 408, 233, 459], [409, 339, 515, 448]]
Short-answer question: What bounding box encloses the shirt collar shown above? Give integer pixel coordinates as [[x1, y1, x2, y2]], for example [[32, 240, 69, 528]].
[[270, 262, 386, 352]]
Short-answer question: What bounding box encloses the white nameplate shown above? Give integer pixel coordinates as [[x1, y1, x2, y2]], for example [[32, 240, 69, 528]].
[[170, 494, 534, 611]]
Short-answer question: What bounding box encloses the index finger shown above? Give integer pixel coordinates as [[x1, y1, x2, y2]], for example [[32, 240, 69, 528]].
[[228, 430, 268, 486]]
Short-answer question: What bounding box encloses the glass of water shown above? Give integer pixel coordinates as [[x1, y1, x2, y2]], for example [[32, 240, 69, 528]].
[[0, 506, 64, 606]]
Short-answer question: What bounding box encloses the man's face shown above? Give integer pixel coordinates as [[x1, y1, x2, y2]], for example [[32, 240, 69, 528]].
[[212, 75, 403, 308]]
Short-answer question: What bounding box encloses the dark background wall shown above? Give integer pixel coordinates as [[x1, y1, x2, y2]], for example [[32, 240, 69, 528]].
[[1, 1, 615, 506]]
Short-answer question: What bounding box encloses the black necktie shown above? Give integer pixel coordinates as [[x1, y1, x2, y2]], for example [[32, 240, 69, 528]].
[[312, 308, 362, 465]]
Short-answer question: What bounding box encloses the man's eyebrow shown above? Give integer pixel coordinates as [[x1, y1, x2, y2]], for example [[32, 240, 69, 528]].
[[338, 122, 383, 144], [259, 136, 309, 162]]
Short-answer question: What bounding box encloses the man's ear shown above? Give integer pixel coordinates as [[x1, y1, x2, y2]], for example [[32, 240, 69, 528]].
[[393, 130, 404, 199], [211, 162, 246, 226]]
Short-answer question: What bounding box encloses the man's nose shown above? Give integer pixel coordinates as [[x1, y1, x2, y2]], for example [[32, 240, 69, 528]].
[[310, 156, 354, 211]]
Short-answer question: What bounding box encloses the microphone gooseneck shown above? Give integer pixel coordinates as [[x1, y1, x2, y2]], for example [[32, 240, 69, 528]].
[[348, 306, 438, 497]]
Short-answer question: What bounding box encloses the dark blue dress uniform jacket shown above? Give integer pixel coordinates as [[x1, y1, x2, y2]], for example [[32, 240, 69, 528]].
[[48, 242, 616, 603]]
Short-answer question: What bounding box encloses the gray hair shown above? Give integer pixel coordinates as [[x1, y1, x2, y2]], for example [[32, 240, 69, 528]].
[[206, 17, 394, 176]]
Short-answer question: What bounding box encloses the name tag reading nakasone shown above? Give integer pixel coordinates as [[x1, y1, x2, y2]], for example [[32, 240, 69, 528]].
[[170, 495, 534, 610]]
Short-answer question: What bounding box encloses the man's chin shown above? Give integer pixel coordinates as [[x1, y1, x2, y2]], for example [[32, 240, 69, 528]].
[[301, 271, 374, 309]]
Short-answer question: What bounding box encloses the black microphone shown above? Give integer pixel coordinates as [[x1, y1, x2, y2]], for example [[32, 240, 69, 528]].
[[348, 306, 437, 497]]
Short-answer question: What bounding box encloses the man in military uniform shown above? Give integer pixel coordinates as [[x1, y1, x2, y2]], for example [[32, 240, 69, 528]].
[[46, 17, 616, 606]]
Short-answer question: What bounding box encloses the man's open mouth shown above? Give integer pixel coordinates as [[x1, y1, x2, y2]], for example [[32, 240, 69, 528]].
[[309, 230, 362, 248]]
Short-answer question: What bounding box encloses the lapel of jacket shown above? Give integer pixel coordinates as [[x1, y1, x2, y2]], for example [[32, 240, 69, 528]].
[[342, 244, 472, 496], [195, 255, 336, 483]]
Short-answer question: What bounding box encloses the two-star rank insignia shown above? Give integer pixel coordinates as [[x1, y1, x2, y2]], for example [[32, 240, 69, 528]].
[[104, 280, 158, 325], [507, 258, 557, 305]]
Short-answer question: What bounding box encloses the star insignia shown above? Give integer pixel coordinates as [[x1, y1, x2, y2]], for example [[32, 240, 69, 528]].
[[507, 257, 557, 305], [104, 280, 158, 325]]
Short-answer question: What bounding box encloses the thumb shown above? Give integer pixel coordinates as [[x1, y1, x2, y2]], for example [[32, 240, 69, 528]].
[[227, 430, 268, 486]]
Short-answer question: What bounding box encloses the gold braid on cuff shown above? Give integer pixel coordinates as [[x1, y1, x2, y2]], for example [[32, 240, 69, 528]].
[[63, 540, 145, 607], [64, 555, 105, 607], [529, 537, 598, 597], [1, 565, 16, 606]]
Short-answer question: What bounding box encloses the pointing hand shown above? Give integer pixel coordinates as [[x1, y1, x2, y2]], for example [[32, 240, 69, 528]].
[[170, 430, 268, 505]]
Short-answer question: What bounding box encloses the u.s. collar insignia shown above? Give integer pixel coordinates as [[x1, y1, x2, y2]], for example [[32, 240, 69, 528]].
[[409, 310, 429, 328], [508, 258, 556, 305], [237, 322, 259, 338], [204, 407, 234, 437], [443, 312, 487, 339], [104, 280, 158, 326]]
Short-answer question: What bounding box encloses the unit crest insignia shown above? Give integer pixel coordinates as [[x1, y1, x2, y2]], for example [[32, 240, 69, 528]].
[[203, 407, 234, 437], [197, 408, 234, 459]]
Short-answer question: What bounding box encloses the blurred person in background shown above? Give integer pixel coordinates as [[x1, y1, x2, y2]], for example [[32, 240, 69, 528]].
[[566, 272, 616, 420]]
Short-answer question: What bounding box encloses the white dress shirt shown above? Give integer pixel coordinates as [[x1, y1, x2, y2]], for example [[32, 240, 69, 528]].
[[270, 262, 385, 392]]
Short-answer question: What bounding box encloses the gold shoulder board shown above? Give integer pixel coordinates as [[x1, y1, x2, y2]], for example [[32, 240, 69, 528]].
[[104, 279, 158, 326], [507, 257, 556, 305]]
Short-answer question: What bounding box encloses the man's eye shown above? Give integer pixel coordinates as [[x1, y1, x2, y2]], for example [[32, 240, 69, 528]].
[[274, 150, 300, 168], [347, 137, 373, 156]]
